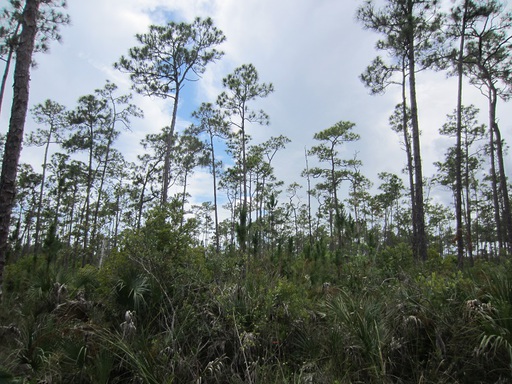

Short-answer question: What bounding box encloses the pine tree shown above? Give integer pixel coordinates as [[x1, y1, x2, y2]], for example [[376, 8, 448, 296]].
[[115, 17, 225, 204], [0, 0, 67, 294]]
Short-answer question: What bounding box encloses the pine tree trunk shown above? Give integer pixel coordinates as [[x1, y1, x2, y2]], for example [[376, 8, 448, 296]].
[[464, 129, 474, 264], [304, 148, 313, 249], [137, 175, 148, 230], [407, 0, 427, 262], [162, 88, 180, 205], [488, 95, 503, 255], [82, 124, 94, 265], [0, 0, 40, 294], [210, 134, 220, 253], [240, 104, 248, 253], [493, 122, 512, 252], [91, 120, 115, 251], [66, 184, 77, 248], [34, 126, 53, 255], [454, 0, 469, 268], [401, 69, 416, 253], [331, 153, 343, 252], [0, 23, 20, 118]]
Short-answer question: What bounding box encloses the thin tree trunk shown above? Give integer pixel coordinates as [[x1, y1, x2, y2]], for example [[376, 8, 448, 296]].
[[0, 0, 39, 294], [162, 88, 180, 205], [136, 160, 159, 230], [67, 183, 78, 248], [113, 178, 122, 249], [464, 127, 474, 264], [91, 156, 108, 248], [82, 124, 94, 265], [137, 176, 148, 230], [0, 22, 21, 118], [407, 6, 427, 262], [240, 103, 248, 254], [181, 169, 188, 218], [92, 91, 119, 247], [401, 62, 416, 253], [304, 148, 313, 249], [54, 176, 65, 266], [473, 184, 481, 256], [488, 95, 502, 254], [91, 119, 116, 250], [331, 152, 343, 251], [493, 122, 512, 252], [210, 134, 220, 253], [34, 125, 54, 255], [454, 0, 469, 268]]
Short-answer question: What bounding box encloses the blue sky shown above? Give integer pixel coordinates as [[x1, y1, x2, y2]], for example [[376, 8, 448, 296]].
[[1, 0, 512, 218]]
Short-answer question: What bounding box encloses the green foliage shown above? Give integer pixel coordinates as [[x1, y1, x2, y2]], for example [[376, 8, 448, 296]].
[[377, 242, 414, 277], [115, 17, 226, 99], [324, 290, 388, 381], [4, 1, 512, 383], [5, 220, 512, 383]]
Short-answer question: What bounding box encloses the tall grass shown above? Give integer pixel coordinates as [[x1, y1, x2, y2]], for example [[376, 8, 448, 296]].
[[3, 248, 512, 382]]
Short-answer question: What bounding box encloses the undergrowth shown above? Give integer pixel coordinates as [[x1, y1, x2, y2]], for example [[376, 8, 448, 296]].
[[1, 237, 512, 383]]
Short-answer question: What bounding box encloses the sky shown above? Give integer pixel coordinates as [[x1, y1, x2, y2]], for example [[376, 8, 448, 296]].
[[1, 0, 512, 217]]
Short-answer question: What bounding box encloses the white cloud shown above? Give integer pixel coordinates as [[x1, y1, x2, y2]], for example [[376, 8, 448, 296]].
[[2, 0, 511, 219]]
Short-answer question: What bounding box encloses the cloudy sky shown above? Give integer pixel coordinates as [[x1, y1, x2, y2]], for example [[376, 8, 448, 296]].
[[2, 0, 512, 212]]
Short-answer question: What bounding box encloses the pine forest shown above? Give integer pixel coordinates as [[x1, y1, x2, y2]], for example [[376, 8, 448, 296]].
[[2, 0, 512, 382]]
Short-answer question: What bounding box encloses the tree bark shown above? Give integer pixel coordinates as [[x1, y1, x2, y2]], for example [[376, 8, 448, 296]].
[[401, 65, 416, 253], [304, 148, 313, 249], [162, 87, 180, 205], [240, 102, 248, 253], [493, 122, 512, 252], [488, 94, 502, 255], [34, 113, 57, 255], [0, 0, 40, 294], [82, 122, 94, 265], [407, 0, 427, 261], [210, 134, 220, 253], [464, 121, 474, 264], [0, 22, 21, 118], [331, 151, 343, 251], [455, 0, 469, 268]]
